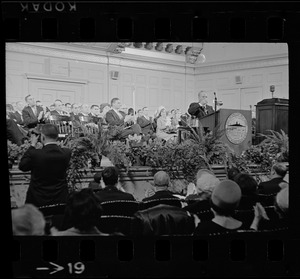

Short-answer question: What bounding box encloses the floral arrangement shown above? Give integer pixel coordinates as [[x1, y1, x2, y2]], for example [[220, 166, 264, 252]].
[[229, 129, 289, 180], [7, 140, 43, 168]]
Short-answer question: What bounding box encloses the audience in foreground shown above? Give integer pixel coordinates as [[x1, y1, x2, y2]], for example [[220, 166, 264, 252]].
[[227, 167, 240, 181], [185, 169, 220, 201], [88, 171, 103, 191], [257, 163, 288, 195], [95, 167, 135, 202], [142, 171, 180, 202], [234, 173, 258, 210], [51, 189, 109, 236], [250, 186, 288, 231], [12, 204, 46, 235], [193, 180, 248, 235]]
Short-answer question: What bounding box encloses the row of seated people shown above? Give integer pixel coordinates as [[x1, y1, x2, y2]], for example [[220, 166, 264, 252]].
[[12, 165, 288, 236], [7, 95, 190, 146]]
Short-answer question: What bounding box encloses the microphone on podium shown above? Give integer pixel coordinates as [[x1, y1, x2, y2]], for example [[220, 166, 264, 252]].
[[213, 92, 223, 108]]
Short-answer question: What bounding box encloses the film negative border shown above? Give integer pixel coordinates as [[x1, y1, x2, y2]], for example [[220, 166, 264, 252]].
[[2, 1, 300, 41], [3, 0, 300, 278], [11, 230, 293, 278]]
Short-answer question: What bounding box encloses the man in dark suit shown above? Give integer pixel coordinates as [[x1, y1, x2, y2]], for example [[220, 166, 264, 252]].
[[70, 103, 80, 121], [22, 95, 49, 129], [137, 107, 155, 135], [19, 124, 72, 207], [11, 101, 25, 125], [188, 91, 214, 120], [142, 171, 180, 202], [50, 99, 69, 116], [95, 167, 135, 202], [7, 117, 27, 146], [89, 105, 103, 125], [105, 97, 142, 138], [257, 163, 288, 195]]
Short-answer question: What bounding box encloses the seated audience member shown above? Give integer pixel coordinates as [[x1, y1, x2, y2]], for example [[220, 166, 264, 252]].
[[185, 171, 220, 202], [257, 163, 288, 195], [50, 99, 68, 116], [193, 180, 248, 235], [12, 101, 25, 125], [227, 167, 240, 181], [95, 167, 135, 202], [51, 189, 109, 236], [49, 104, 55, 112], [78, 104, 90, 117], [22, 95, 49, 129], [64, 103, 72, 116], [12, 204, 46, 235], [6, 104, 15, 119], [137, 107, 155, 135], [156, 107, 177, 142], [7, 115, 28, 146], [170, 109, 179, 127], [88, 172, 103, 191], [19, 124, 72, 207], [183, 172, 220, 219], [250, 186, 288, 231], [105, 98, 142, 138], [124, 108, 136, 126], [132, 204, 195, 236], [88, 105, 102, 124], [142, 171, 180, 202], [99, 103, 111, 124], [70, 103, 80, 121], [234, 173, 258, 209]]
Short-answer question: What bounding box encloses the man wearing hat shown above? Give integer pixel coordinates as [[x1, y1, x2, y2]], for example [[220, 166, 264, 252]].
[[193, 180, 248, 235], [142, 171, 180, 202]]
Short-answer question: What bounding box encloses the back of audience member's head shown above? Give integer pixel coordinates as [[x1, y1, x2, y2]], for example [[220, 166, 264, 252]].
[[234, 173, 258, 196], [227, 167, 240, 181], [210, 180, 242, 217], [102, 167, 119, 187], [66, 188, 103, 231], [196, 173, 220, 197], [153, 171, 170, 188], [93, 172, 102, 183], [275, 186, 288, 217], [196, 168, 215, 181], [272, 163, 287, 178], [12, 204, 45, 235], [41, 123, 59, 140]]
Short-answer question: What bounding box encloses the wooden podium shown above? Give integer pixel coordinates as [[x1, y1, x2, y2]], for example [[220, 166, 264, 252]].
[[200, 108, 252, 155], [255, 98, 288, 143]]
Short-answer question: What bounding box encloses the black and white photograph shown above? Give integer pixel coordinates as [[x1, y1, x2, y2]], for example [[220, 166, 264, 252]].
[[7, 42, 289, 276]]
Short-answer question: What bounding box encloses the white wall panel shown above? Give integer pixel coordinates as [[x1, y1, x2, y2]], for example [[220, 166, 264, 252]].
[[136, 75, 146, 85], [218, 89, 240, 109], [149, 76, 159, 86], [161, 77, 171, 87], [28, 62, 44, 74], [6, 59, 23, 72], [123, 72, 133, 83], [240, 87, 263, 111]]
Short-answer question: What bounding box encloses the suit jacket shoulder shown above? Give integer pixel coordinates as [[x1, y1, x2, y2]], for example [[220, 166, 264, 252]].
[[105, 109, 124, 126]]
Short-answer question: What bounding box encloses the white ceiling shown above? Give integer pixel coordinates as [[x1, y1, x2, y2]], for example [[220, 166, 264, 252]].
[[69, 42, 288, 65]]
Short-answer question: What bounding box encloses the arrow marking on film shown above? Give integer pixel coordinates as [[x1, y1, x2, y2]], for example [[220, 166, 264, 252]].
[[49, 262, 64, 274]]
